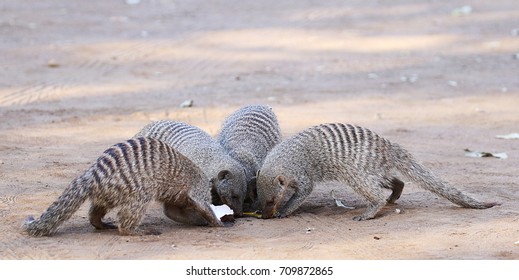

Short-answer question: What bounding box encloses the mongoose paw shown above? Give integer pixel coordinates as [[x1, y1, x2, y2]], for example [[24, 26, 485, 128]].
[[273, 211, 284, 218], [143, 229, 162, 236], [118, 228, 162, 236], [96, 221, 117, 230], [104, 222, 118, 229], [223, 221, 234, 227], [352, 215, 372, 221]]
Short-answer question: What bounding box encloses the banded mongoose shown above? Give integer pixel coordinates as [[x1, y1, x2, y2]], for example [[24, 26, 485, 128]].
[[135, 120, 247, 216], [256, 123, 499, 220], [217, 105, 282, 212], [22, 137, 223, 237]]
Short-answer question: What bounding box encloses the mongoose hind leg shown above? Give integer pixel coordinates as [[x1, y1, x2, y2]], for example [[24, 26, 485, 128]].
[[116, 200, 151, 236], [89, 204, 117, 230], [350, 175, 388, 221], [386, 177, 405, 204]]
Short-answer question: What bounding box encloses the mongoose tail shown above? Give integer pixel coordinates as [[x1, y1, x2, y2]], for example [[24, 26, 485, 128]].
[[394, 145, 500, 209], [22, 174, 91, 237]]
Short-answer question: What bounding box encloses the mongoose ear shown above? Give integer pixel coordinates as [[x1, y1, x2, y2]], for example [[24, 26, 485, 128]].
[[210, 180, 223, 205], [217, 170, 230, 181], [274, 175, 288, 187], [209, 177, 217, 188]]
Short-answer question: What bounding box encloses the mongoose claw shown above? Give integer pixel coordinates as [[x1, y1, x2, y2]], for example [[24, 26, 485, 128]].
[[101, 222, 118, 230], [273, 211, 285, 218]]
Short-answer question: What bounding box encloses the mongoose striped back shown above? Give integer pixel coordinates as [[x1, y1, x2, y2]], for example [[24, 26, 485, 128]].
[[257, 123, 498, 220], [217, 105, 282, 211], [22, 137, 222, 236], [135, 120, 247, 216]]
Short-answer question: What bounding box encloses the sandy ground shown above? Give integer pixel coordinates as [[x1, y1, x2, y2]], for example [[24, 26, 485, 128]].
[[0, 0, 518, 260]]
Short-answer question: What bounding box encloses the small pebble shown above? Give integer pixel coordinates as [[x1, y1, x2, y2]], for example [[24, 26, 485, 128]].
[[368, 73, 379, 79], [179, 99, 193, 108], [400, 75, 418, 84], [47, 60, 60, 68], [448, 80, 458, 87], [451, 5, 472, 17], [109, 16, 129, 23], [395, 208, 401, 214]]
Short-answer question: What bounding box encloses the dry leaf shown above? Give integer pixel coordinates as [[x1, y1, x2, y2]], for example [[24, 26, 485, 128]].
[[242, 211, 262, 219], [496, 133, 519, 140], [331, 190, 355, 209], [451, 5, 472, 17], [464, 149, 508, 159], [179, 99, 194, 108]]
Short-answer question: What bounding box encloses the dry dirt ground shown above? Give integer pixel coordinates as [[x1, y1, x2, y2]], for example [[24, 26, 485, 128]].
[[0, 0, 518, 260]]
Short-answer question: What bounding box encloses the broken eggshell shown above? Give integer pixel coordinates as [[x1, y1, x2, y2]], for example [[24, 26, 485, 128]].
[[210, 204, 235, 224]]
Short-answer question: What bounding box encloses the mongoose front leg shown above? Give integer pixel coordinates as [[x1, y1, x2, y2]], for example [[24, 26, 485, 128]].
[[277, 190, 310, 218]]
